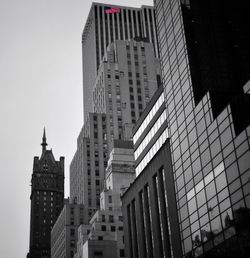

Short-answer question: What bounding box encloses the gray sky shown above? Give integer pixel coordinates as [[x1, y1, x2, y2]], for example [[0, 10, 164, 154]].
[[0, 0, 153, 257]]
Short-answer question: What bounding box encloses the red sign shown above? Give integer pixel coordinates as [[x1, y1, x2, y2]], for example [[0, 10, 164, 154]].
[[105, 7, 121, 14]]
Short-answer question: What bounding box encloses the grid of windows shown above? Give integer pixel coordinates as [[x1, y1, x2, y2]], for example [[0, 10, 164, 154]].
[[123, 147, 176, 258], [155, 0, 250, 257]]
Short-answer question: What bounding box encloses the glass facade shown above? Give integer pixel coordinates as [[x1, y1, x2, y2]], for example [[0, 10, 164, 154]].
[[155, 0, 250, 257], [133, 87, 169, 177], [133, 92, 165, 144]]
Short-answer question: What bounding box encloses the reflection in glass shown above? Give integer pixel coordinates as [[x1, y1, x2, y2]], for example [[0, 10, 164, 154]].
[[195, 180, 204, 193], [192, 231, 203, 257], [201, 223, 212, 242], [200, 213, 209, 227], [204, 171, 214, 185], [221, 208, 233, 229], [214, 162, 225, 177], [198, 204, 208, 218], [208, 205, 219, 220], [211, 216, 222, 234], [208, 196, 218, 211], [214, 233, 224, 246], [187, 188, 195, 201], [219, 197, 231, 212]]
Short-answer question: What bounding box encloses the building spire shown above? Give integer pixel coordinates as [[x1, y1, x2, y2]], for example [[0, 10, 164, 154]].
[[41, 127, 47, 153]]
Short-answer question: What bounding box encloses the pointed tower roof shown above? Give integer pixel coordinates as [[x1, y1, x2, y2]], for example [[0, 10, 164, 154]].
[[41, 127, 48, 153]]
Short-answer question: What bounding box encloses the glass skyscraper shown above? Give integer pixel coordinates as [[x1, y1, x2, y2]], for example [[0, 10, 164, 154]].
[[154, 0, 250, 257]]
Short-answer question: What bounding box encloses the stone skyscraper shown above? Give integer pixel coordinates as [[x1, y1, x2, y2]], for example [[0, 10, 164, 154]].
[[82, 2, 159, 120], [27, 129, 64, 258]]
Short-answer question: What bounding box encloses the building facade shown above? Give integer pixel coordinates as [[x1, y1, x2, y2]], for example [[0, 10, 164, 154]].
[[71, 38, 161, 222], [154, 0, 250, 257], [51, 200, 85, 258], [92, 39, 160, 140], [82, 2, 159, 120], [27, 130, 64, 258], [81, 240, 117, 258], [70, 113, 109, 221], [122, 86, 182, 258], [74, 140, 135, 258]]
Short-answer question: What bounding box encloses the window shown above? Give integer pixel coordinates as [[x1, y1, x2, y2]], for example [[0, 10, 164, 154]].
[[94, 251, 103, 256], [109, 215, 114, 222], [70, 240, 75, 248], [101, 225, 106, 231], [108, 195, 112, 203], [120, 249, 125, 257], [111, 226, 116, 232]]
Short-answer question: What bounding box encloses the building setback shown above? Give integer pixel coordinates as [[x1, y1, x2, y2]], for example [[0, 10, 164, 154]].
[[92, 39, 160, 140], [71, 37, 161, 222], [27, 129, 64, 258], [82, 2, 159, 120], [51, 199, 85, 258], [75, 140, 135, 258], [153, 0, 250, 257]]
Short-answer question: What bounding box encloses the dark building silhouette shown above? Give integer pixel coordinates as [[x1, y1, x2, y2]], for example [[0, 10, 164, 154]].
[[27, 129, 64, 258]]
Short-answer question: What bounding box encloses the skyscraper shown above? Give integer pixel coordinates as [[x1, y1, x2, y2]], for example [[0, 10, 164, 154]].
[[82, 2, 159, 120], [153, 0, 250, 257], [92, 39, 160, 140], [27, 129, 64, 258]]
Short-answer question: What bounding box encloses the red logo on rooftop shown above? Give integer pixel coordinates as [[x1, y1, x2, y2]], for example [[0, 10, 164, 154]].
[[105, 7, 121, 14]]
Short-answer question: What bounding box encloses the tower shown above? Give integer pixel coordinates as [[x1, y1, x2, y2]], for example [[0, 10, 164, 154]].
[[92, 39, 160, 140], [27, 129, 64, 258], [82, 2, 159, 120]]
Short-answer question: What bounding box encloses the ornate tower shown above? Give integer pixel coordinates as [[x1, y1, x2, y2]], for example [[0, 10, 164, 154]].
[[27, 129, 64, 258]]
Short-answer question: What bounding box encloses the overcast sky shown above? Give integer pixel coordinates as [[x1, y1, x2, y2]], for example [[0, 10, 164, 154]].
[[0, 0, 153, 257]]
